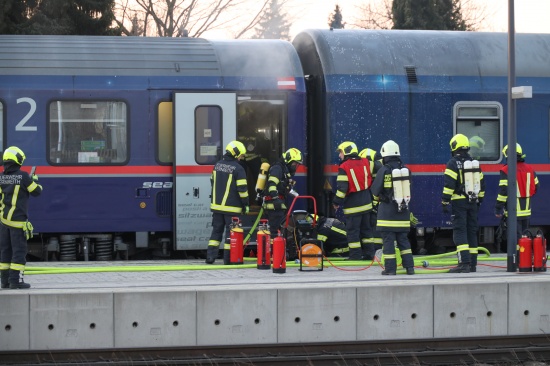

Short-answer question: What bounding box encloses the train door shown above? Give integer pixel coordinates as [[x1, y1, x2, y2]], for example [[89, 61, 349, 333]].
[[173, 93, 236, 250]]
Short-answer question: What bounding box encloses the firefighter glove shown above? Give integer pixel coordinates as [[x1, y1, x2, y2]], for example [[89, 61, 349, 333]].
[[442, 201, 450, 214], [32, 174, 39, 181], [494, 206, 504, 217], [243, 206, 250, 215], [23, 221, 34, 240], [410, 212, 418, 226]]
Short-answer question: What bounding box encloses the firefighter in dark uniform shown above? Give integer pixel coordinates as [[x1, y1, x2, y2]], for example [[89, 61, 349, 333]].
[[495, 143, 539, 241], [308, 214, 348, 256], [206, 141, 249, 264], [0, 146, 42, 289], [263, 148, 303, 243], [370, 140, 414, 275], [442, 134, 485, 273], [333, 141, 373, 260], [359, 148, 383, 257]]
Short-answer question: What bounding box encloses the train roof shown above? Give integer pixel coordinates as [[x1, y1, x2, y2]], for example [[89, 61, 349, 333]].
[[0, 35, 303, 78], [293, 29, 550, 79]]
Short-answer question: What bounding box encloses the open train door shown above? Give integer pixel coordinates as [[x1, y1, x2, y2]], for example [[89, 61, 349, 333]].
[[173, 93, 237, 251]]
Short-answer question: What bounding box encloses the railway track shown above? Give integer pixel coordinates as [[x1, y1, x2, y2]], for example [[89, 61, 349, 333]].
[[2, 335, 550, 365]]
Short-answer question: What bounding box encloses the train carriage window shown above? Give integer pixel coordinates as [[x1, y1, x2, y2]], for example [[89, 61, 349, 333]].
[[454, 103, 502, 162], [158, 102, 173, 163], [49, 101, 127, 165], [195, 106, 222, 165]]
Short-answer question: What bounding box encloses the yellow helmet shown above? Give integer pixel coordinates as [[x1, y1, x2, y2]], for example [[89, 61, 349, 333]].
[[450, 134, 470, 152], [502, 143, 524, 158], [307, 214, 319, 223], [337, 141, 358, 156], [380, 140, 400, 157], [359, 148, 376, 161], [225, 141, 246, 158], [469, 136, 485, 150], [3, 146, 25, 165], [282, 148, 303, 164]]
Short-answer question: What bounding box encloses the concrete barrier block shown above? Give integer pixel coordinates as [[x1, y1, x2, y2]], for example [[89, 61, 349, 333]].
[[357, 284, 433, 340], [114, 291, 196, 348], [197, 289, 277, 345], [434, 282, 507, 337], [30, 293, 113, 350], [0, 294, 29, 351], [278, 287, 356, 343], [509, 281, 550, 335]]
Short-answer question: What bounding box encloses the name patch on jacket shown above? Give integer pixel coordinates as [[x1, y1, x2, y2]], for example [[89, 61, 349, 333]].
[[0, 175, 22, 185], [215, 163, 237, 174]]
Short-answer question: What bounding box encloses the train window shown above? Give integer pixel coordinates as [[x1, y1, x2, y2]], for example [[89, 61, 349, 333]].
[[454, 103, 503, 162], [48, 101, 128, 165], [158, 102, 173, 163], [195, 106, 222, 165]]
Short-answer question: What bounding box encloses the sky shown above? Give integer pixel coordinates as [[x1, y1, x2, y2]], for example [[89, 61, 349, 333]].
[[288, 0, 550, 38]]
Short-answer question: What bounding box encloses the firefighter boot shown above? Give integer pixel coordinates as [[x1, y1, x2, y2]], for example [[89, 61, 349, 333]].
[[1, 270, 9, 289], [361, 243, 374, 260], [205, 245, 219, 264], [381, 258, 396, 275], [9, 270, 31, 289], [347, 247, 362, 261], [448, 263, 471, 273], [470, 253, 478, 272]]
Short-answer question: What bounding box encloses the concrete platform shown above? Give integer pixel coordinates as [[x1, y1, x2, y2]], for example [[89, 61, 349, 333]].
[[1, 256, 549, 351]]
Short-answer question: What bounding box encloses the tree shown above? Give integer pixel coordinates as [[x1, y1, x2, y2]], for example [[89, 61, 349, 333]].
[[353, 0, 489, 31], [0, 0, 120, 35], [0, 0, 29, 34], [114, 0, 270, 38], [392, 0, 466, 30], [253, 0, 290, 40], [328, 4, 345, 29]]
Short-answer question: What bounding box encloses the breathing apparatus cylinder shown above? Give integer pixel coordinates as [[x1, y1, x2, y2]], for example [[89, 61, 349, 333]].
[[255, 162, 270, 199], [392, 169, 403, 205], [391, 168, 410, 211], [533, 230, 547, 272], [272, 231, 286, 274], [256, 219, 271, 269], [400, 167, 411, 207], [518, 230, 533, 272], [463, 160, 474, 197], [472, 160, 481, 196], [229, 218, 244, 265]]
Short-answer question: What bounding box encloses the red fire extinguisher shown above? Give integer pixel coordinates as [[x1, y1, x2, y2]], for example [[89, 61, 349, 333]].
[[518, 230, 533, 272], [272, 230, 286, 274], [256, 219, 271, 270], [229, 217, 244, 265], [533, 230, 547, 272]]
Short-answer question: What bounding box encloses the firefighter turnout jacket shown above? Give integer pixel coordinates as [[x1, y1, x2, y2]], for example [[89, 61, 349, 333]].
[[495, 160, 539, 217], [333, 155, 373, 215], [0, 162, 42, 229], [210, 155, 249, 214], [442, 151, 485, 203], [370, 157, 410, 232], [316, 217, 348, 251], [264, 160, 292, 211]]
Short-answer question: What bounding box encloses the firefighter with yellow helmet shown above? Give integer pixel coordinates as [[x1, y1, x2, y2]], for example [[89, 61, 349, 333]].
[[495, 143, 539, 241], [358, 147, 383, 258], [442, 133, 485, 273], [263, 148, 303, 247], [333, 141, 373, 260], [308, 214, 349, 256], [370, 140, 414, 275], [206, 141, 249, 264], [0, 146, 42, 289]]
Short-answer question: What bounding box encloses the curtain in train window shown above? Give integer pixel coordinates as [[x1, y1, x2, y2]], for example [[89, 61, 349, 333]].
[[48, 101, 128, 165], [195, 106, 222, 165], [158, 102, 173, 164], [455, 104, 502, 162]]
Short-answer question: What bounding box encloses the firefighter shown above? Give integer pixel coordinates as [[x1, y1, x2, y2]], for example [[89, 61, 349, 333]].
[[206, 141, 249, 264], [370, 140, 414, 275], [308, 214, 349, 256], [442, 134, 485, 273], [495, 143, 539, 241], [333, 142, 373, 260], [359, 148, 383, 257], [263, 148, 303, 246], [0, 146, 42, 289], [469, 136, 485, 160]]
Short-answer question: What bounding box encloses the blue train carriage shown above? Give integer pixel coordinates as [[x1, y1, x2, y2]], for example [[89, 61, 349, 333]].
[[294, 29, 550, 251], [0, 35, 306, 260]]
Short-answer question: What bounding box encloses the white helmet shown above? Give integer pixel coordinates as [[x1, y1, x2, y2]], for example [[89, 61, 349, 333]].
[[380, 140, 400, 157]]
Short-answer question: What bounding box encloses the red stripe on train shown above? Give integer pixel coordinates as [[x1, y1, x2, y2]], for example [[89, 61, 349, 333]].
[[323, 163, 550, 174]]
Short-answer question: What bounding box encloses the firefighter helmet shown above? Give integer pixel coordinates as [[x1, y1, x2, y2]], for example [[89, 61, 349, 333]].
[[503, 143, 524, 158], [469, 136, 485, 151], [380, 140, 400, 157], [450, 134, 470, 151], [3, 146, 25, 165], [337, 141, 358, 156], [283, 148, 303, 164], [359, 148, 376, 161], [225, 141, 246, 158]]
